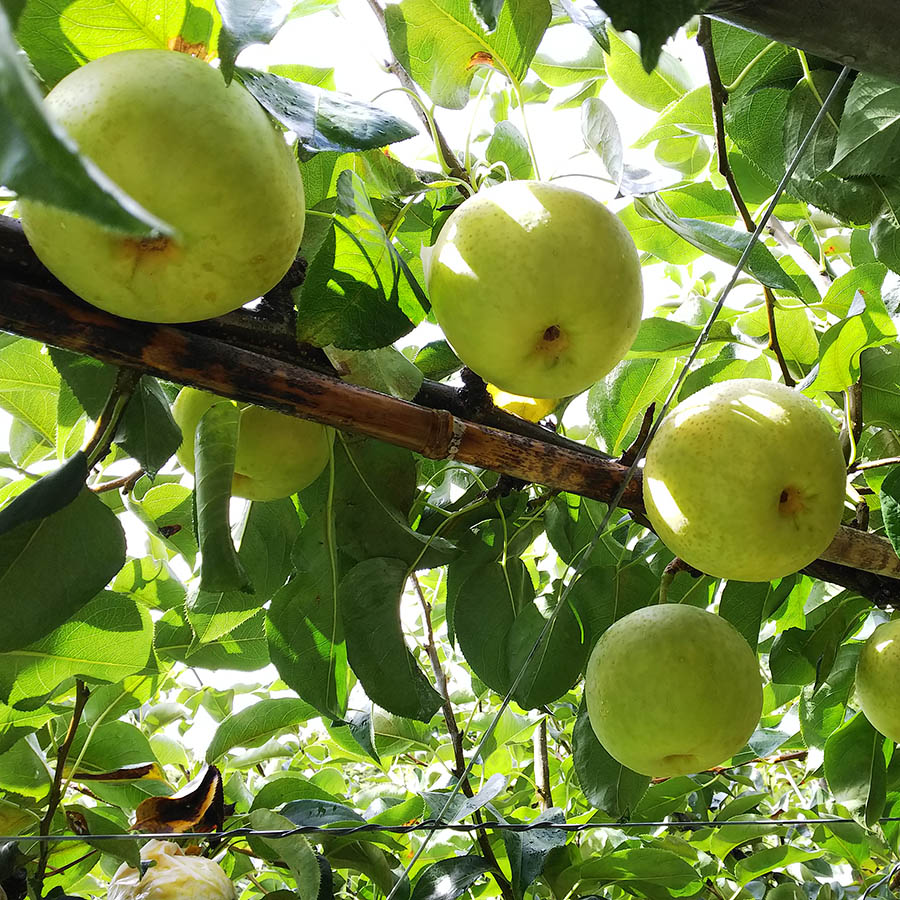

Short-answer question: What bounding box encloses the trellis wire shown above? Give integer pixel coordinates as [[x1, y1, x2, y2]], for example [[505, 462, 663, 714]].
[[1, 66, 852, 868], [2, 814, 899, 844], [378, 63, 853, 900]]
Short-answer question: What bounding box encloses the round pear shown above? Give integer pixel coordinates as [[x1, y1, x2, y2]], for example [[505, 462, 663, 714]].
[[425, 180, 643, 399], [19, 49, 305, 323], [585, 604, 763, 777], [172, 387, 332, 502], [643, 379, 846, 582], [856, 619, 900, 741]]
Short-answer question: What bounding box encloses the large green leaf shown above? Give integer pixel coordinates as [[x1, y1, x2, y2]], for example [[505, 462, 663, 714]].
[[15, 0, 220, 86], [237, 68, 418, 154], [155, 608, 270, 672], [832, 74, 900, 177], [188, 498, 300, 643], [572, 697, 649, 816], [0, 488, 125, 653], [385, 0, 550, 109], [576, 848, 704, 899], [216, 0, 291, 82], [251, 809, 321, 900], [824, 712, 888, 827], [0, 591, 152, 705], [339, 557, 442, 722], [207, 698, 317, 763], [500, 808, 567, 900], [410, 857, 491, 900], [296, 172, 426, 349]]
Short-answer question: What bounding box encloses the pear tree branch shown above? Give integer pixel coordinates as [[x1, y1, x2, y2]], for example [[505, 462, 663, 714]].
[[1, 217, 899, 601]]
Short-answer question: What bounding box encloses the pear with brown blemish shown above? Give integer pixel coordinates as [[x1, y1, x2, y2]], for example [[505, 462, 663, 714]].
[[19, 49, 305, 323]]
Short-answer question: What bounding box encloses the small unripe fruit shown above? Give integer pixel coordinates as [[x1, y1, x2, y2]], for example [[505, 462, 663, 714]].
[[172, 388, 332, 501], [19, 49, 305, 323], [855, 619, 900, 741]]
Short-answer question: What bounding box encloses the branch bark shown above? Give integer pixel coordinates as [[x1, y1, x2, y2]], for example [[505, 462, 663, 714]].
[[1, 220, 899, 595], [707, 0, 900, 82]]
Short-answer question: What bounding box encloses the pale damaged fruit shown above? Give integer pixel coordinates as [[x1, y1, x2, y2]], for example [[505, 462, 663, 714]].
[[643, 379, 846, 582], [487, 384, 558, 422], [425, 180, 643, 399], [856, 619, 900, 742], [585, 604, 763, 777], [19, 49, 305, 323], [172, 387, 332, 501], [108, 840, 236, 900]]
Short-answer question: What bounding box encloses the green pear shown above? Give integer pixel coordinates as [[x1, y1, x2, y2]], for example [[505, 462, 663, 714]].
[[643, 379, 846, 581], [585, 604, 763, 777], [19, 49, 305, 323], [172, 388, 332, 502], [425, 180, 643, 399], [856, 619, 900, 741]]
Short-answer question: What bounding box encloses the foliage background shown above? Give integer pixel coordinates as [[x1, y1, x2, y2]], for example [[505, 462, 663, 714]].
[[2, 2, 900, 900]]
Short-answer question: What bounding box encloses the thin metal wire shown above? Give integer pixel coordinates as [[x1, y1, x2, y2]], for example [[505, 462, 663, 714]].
[[3, 815, 899, 844], [2, 65, 853, 868], [374, 65, 855, 900]]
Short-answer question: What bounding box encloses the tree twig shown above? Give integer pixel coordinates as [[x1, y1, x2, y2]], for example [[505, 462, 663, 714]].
[[363, 0, 470, 187], [851, 456, 900, 472], [34, 680, 90, 897], [697, 17, 794, 387], [82, 368, 142, 468], [533, 717, 553, 811], [411, 576, 516, 900], [89, 469, 145, 493]]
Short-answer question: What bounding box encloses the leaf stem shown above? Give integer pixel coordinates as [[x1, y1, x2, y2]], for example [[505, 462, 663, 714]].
[[83, 367, 141, 468]]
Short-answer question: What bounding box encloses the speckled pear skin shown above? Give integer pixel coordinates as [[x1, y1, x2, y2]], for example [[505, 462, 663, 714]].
[[643, 378, 847, 582], [20, 49, 305, 323], [425, 180, 643, 399], [856, 619, 900, 741], [172, 387, 332, 501], [585, 604, 763, 777]]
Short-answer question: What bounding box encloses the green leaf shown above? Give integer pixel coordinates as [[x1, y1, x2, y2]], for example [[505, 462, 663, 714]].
[[573, 697, 649, 816], [531, 22, 605, 87], [801, 289, 897, 392], [67, 805, 139, 868], [832, 75, 900, 177], [50, 350, 180, 474], [413, 341, 462, 380], [0, 701, 55, 755], [0, 8, 168, 234], [824, 712, 888, 826], [339, 557, 442, 722], [734, 847, 824, 885], [207, 698, 317, 763], [297, 172, 426, 350], [635, 194, 801, 294], [15, 0, 219, 87], [500, 808, 567, 900], [581, 97, 676, 196], [0, 488, 125, 653], [194, 401, 252, 595], [861, 345, 900, 429], [718, 580, 784, 653], [155, 608, 270, 672], [217, 0, 292, 82], [410, 856, 492, 900], [0, 591, 152, 706], [634, 87, 713, 148], [627, 316, 736, 359], [267, 570, 350, 720], [578, 847, 704, 899], [486, 121, 534, 181], [237, 67, 418, 154], [600, 1, 709, 72], [800, 643, 860, 750], [251, 809, 322, 900], [619, 182, 735, 265], [455, 559, 590, 708], [385, 0, 550, 109], [603, 28, 691, 112], [880, 465, 900, 557], [188, 498, 300, 643], [0, 339, 63, 443], [0, 451, 86, 536], [325, 346, 424, 400], [588, 358, 676, 454]]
